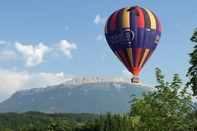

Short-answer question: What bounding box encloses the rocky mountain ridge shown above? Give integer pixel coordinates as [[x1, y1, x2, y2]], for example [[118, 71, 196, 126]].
[[63, 77, 131, 85], [0, 77, 154, 114], [17, 77, 154, 95]]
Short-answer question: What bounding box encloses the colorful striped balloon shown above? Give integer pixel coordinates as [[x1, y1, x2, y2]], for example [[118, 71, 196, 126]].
[[104, 6, 162, 78]]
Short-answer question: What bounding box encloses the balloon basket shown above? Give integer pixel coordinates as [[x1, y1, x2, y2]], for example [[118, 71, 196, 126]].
[[131, 77, 139, 83]]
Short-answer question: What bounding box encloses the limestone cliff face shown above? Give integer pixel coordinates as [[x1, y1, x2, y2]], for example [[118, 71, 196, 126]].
[[62, 77, 154, 89], [62, 77, 130, 85], [16, 77, 154, 95]]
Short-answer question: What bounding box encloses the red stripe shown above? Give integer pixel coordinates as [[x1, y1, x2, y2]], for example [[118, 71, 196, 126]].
[[156, 16, 162, 32], [118, 50, 130, 69], [136, 48, 142, 67], [110, 10, 120, 31], [136, 7, 145, 28]]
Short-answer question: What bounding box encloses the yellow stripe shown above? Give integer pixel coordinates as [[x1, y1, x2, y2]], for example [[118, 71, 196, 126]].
[[115, 52, 126, 67], [122, 7, 130, 28], [104, 19, 109, 34], [127, 48, 134, 67], [139, 49, 150, 67], [144, 9, 156, 29]]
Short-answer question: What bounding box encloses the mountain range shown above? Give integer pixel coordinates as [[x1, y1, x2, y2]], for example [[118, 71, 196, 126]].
[[0, 77, 155, 114]]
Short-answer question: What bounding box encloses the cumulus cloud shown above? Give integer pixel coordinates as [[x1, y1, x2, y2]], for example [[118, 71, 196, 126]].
[[58, 39, 77, 59], [15, 42, 51, 67], [0, 68, 30, 102], [0, 50, 16, 60], [122, 69, 133, 78], [95, 34, 104, 41], [26, 72, 72, 88], [0, 68, 73, 102], [94, 15, 106, 24], [0, 40, 6, 44]]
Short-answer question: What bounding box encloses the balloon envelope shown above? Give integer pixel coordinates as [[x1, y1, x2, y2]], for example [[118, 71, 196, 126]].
[[104, 6, 162, 77]]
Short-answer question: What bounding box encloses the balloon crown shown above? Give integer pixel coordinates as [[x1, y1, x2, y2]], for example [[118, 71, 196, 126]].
[[127, 6, 139, 16]]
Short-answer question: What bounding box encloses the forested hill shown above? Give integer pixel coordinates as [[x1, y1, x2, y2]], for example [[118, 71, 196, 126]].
[[0, 77, 154, 114], [0, 111, 99, 131]]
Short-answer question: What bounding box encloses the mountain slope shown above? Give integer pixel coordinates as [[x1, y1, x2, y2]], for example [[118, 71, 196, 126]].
[[0, 77, 154, 114]]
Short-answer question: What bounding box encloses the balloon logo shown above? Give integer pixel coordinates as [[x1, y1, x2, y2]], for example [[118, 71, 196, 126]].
[[104, 6, 162, 83]]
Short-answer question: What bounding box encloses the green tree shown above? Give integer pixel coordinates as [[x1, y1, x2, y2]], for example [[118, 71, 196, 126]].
[[185, 28, 197, 124], [46, 120, 72, 131], [186, 28, 197, 96], [20, 123, 45, 131], [96, 112, 132, 131], [129, 68, 196, 131]]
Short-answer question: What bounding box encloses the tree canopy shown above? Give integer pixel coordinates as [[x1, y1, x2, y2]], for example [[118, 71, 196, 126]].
[[187, 28, 197, 96], [129, 68, 196, 130]]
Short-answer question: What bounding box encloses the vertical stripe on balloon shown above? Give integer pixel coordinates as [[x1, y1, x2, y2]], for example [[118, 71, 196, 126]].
[[122, 7, 131, 28], [156, 16, 162, 32], [136, 7, 145, 28], [126, 48, 134, 67], [104, 18, 109, 34], [110, 10, 120, 31], [136, 48, 142, 67], [115, 52, 127, 68], [118, 50, 130, 68], [141, 8, 150, 29], [144, 9, 156, 29], [141, 50, 154, 68], [116, 9, 124, 29], [139, 49, 150, 67]]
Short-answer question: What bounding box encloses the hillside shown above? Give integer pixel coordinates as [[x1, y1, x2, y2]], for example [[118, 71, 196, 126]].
[[0, 77, 154, 114]]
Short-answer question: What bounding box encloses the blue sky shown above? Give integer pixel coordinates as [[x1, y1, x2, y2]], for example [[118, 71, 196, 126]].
[[0, 1, 197, 102]]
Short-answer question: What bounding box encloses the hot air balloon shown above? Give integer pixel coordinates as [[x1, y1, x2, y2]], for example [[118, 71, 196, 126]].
[[104, 6, 162, 83]]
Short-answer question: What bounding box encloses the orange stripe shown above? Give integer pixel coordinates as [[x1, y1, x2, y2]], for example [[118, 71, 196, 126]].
[[131, 67, 142, 76]]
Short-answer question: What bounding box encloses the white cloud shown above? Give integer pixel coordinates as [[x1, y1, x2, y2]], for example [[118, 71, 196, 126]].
[[94, 15, 106, 24], [0, 68, 30, 102], [122, 69, 133, 78], [0, 40, 6, 44], [56, 72, 64, 77], [0, 68, 73, 102], [58, 39, 77, 59], [26, 72, 72, 88], [0, 50, 16, 60], [15, 42, 51, 67], [96, 34, 104, 41]]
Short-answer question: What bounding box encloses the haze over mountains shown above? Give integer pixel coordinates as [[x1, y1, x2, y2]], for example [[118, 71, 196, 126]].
[[0, 77, 154, 114]]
